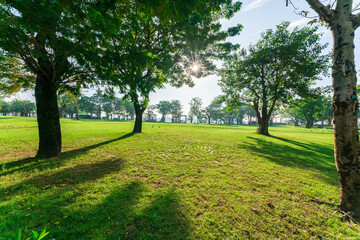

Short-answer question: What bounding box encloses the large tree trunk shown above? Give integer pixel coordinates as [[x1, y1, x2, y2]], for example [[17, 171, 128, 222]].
[[257, 117, 269, 135], [133, 102, 145, 133], [304, 0, 360, 219], [306, 119, 312, 128], [35, 74, 61, 158], [332, 12, 360, 218]]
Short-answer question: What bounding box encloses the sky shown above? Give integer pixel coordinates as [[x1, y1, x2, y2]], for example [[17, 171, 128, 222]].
[[10, 0, 360, 114]]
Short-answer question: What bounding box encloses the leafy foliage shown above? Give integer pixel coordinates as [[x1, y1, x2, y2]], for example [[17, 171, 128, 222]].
[[0, 52, 35, 97], [219, 22, 330, 134], [11, 227, 49, 240]]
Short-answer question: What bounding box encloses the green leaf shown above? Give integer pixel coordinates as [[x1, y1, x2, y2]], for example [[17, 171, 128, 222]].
[[31, 231, 39, 239], [15, 230, 21, 240], [37, 227, 50, 240]]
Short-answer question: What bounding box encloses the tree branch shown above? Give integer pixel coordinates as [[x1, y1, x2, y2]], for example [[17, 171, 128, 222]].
[[305, 0, 335, 24], [352, 12, 360, 29]]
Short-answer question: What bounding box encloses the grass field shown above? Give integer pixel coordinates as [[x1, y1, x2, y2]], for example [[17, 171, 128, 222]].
[[0, 117, 359, 239]]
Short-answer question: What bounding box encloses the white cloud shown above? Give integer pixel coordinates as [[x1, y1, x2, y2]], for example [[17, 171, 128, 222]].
[[243, 0, 271, 12], [288, 18, 309, 29]]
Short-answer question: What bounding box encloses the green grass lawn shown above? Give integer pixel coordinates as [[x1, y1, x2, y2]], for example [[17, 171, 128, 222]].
[[0, 117, 359, 239]]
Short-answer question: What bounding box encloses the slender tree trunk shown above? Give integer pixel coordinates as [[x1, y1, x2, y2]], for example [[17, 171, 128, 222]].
[[75, 103, 80, 120], [35, 74, 61, 158], [133, 102, 145, 133], [332, 13, 360, 218]]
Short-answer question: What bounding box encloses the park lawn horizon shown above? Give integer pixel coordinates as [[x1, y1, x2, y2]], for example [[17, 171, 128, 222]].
[[0, 117, 359, 239]]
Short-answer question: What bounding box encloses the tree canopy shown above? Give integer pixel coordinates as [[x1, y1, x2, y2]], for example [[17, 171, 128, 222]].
[[96, 0, 242, 133], [219, 22, 329, 135]]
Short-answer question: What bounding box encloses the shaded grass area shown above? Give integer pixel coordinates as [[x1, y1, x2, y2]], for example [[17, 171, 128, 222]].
[[0, 117, 359, 239]]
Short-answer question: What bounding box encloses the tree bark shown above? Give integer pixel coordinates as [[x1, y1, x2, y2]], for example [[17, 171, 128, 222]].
[[304, 0, 360, 219], [133, 102, 145, 133], [306, 119, 312, 128], [35, 74, 61, 158], [257, 117, 270, 135], [332, 9, 360, 218]]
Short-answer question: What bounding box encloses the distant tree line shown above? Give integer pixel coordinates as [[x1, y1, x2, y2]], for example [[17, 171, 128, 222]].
[[1, 93, 335, 128], [59, 91, 136, 120], [283, 95, 333, 128], [0, 99, 35, 117]]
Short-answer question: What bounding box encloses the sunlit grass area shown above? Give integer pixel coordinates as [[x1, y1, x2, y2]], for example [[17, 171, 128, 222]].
[[0, 117, 359, 239]]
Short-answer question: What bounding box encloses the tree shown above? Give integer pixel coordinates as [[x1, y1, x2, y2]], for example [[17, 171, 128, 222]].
[[0, 100, 11, 116], [10, 99, 36, 117], [78, 96, 97, 118], [170, 100, 182, 123], [283, 104, 302, 126], [102, 98, 114, 120], [98, 1, 242, 133], [219, 22, 329, 135], [58, 94, 73, 118], [244, 105, 256, 125], [204, 101, 222, 124], [157, 101, 172, 122], [145, 105, 157, 122], [113, 98, 125, 120], [234, 106, 247, 125], [189, 97, 203, 123], [297, 97, 324, 128], [123, 100, 135, 120], [290, 0, 360, 220], [320, 95, 333, 126], [0, 1, 115, 157]]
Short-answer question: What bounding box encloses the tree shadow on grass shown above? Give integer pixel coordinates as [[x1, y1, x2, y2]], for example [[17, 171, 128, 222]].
[[239, 135, 338, 185], [1, 157, 124, 198], [269, 135, 334, 157], [0, 157, 125, 237], [2, 178, 191, 240], [0, 132, 134, 176], [72, 185, 191, 240]]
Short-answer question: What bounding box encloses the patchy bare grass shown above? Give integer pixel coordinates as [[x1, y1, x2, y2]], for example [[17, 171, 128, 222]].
[[0, 117, 359, 239]]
